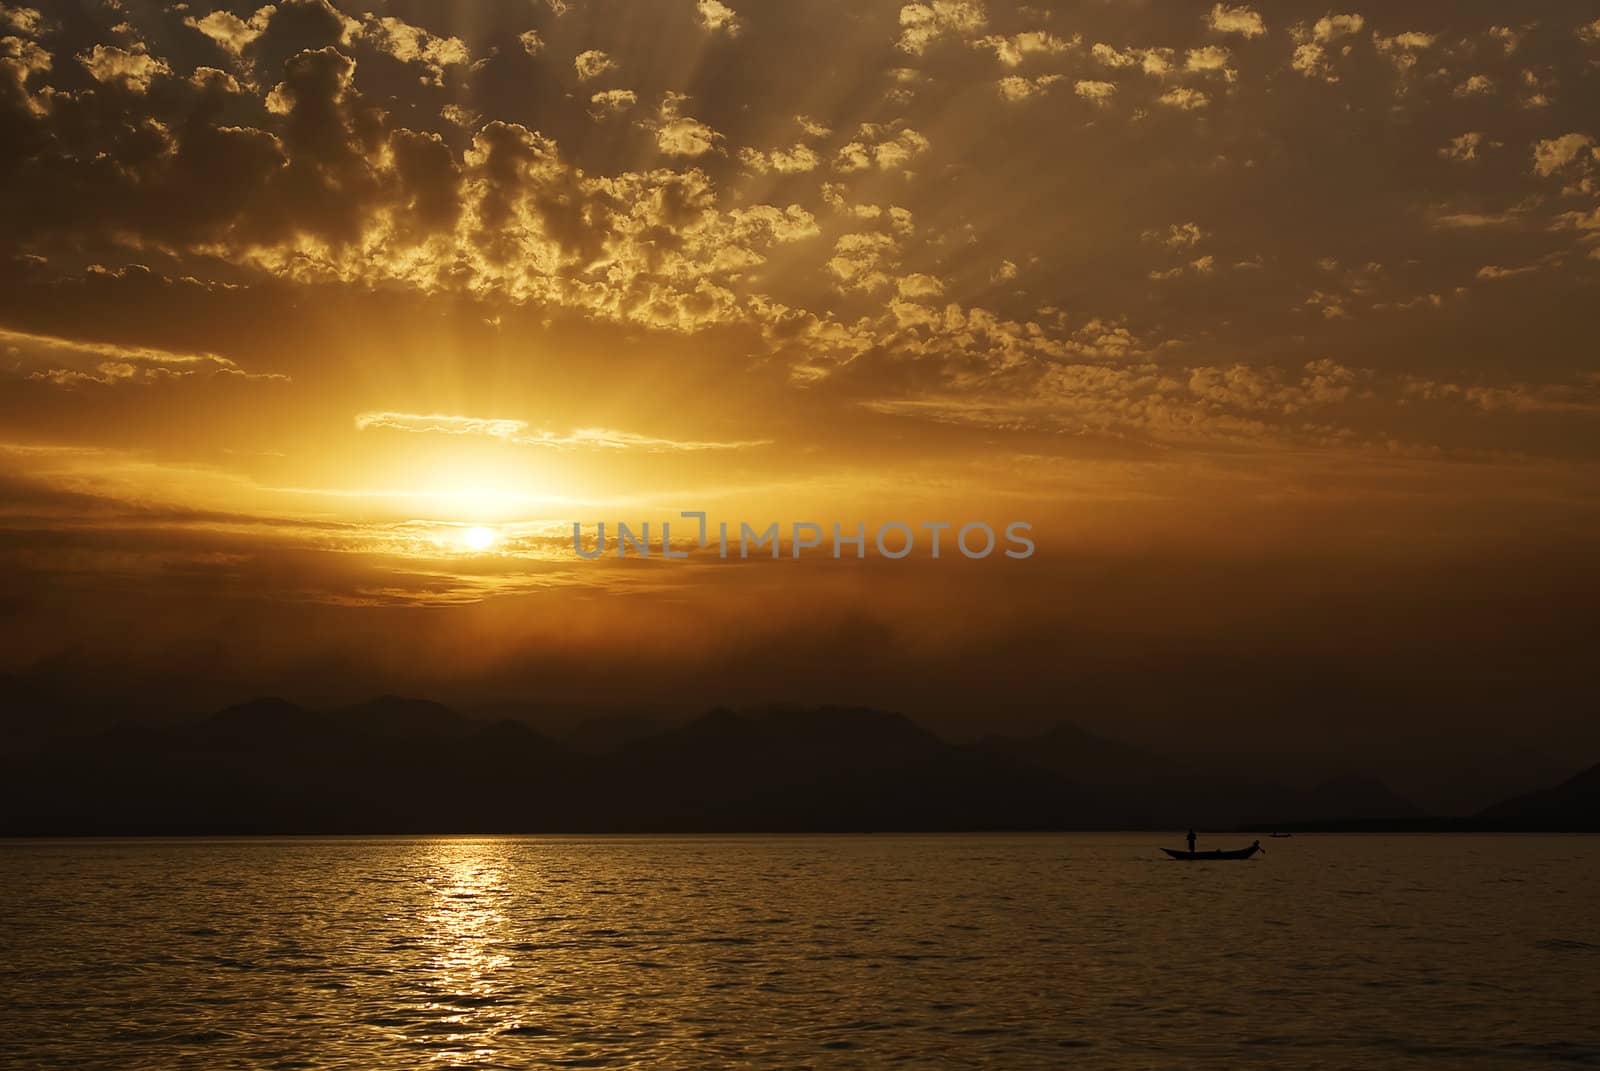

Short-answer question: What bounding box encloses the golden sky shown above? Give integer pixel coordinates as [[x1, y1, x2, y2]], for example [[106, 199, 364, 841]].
[[1, 0, 1598, 746]]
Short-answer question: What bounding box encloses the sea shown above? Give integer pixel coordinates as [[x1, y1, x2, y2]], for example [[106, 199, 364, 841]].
[[2, 834, 1596, 1068]]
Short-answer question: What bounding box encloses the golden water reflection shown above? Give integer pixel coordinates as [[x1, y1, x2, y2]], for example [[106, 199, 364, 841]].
[[414, 839, 516, 1066]]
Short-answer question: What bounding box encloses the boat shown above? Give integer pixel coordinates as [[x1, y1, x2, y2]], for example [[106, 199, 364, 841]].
[[1161, 843, 1263, 861], [1269, 832, 1293, 838]]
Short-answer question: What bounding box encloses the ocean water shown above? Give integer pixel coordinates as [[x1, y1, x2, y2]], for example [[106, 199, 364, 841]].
[[1, 834, 1596, 1069]]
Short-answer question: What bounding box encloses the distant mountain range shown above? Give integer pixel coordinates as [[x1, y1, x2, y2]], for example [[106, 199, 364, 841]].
[[0, 692, 1594, 834], [1474, 763, 1600, 831]]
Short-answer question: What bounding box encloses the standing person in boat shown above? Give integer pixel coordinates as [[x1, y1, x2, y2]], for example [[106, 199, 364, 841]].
[[1186, 828, 1197, 854]]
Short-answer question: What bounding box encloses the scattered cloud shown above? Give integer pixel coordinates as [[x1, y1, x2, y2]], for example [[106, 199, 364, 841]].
[[1207, 4, 1265, 39], [973, 30, 1076, 67], [184, 6, 273, 56], [834, 124, 930, 173], [654, 92, 721, 156], [1532, 133, 1595, 177], [4, 327, 286, 387], [739, 143, 820, 173], [697, 0, 742, 36], [1440, 132, 1488, 162], [1074, 80, 1116, 104], [1373, 30, 1436, 73], [588, 88, 636, 119], [996, 74, 1063, 101], [897, 0, 986, 55], [1185, 45, 1234, 81], [354, 412, 771, 451], [1311, 14, 1364, 42], [1145, 222, 1206, 250], [361, 15, 469, 86], [78, 44, 171, 93], [1158, 87, 1209, 110], [1475, 264, 1539, 281], [574, 49, 616, 81]]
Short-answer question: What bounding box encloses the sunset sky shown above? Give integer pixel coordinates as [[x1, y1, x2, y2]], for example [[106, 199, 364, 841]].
[[2, 0, 1597, 777]]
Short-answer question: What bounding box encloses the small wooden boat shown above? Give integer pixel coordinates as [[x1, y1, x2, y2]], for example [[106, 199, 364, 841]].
[[1161, 843, 1263, 861]]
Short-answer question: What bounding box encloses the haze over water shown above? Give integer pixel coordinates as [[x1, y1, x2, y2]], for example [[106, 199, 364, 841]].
[[3, 834, 1596, 1069]]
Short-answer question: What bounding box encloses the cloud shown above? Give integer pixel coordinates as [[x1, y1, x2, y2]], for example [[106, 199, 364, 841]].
[[896, 272, 944, 299], [1185, 45, 1234, 81], [1475, 264, 1538, 281], [1206, 4, 1265, 39], [697, 0, 742, 36], [353, 412, 770, 451], [1145, 222, 1205, 249], [588, 88, 636, 119], [738, 143, 820, 173], [1149, 254, 1215, 281], [1427, 210, 1519, 230], [1487, 25, 1521, 54], [1158, 87, 1209, 110], [795, 115, 831, 139], [353, 412, 534, 440], [0, 4, 44, 35], [184, 6, 274, 57], [7, 0, 1600, 459], [1406, 377, 1600, 416], [1188, 360, 1361, 414], [973, 31, 1076, 67], [1074, 80, 1115, 105], [574, 49, 616, 81], [1290, 13, 1366, 81], [78, 44, 171, 93], [653, 92, 721, 156], [1550, 206, 1600, 232], [361, 15, 469, 86], [826, 231, 900, 293], [1091, 42, 1173, 76], [1440, 132, 1486, 162], [1532, 133, 1595, 176], [1310, 15, 1364, 42], [834, 124, 930, 173], [896, 0, 985, 55], [1290, 43, 1334, 81], [1373, 30, 1436, 73], [441, 103, 479, 128], [1090, 42, 1137, 68], [3, 326, 286, 387], [1374, 30, 1435, 49], [996, 74, 1062, 102]]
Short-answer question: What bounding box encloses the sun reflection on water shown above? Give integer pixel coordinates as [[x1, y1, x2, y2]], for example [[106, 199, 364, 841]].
[[414, 839, 515, 1065]]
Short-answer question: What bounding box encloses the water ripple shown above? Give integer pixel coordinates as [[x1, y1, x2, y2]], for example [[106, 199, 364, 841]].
[[0, 834, 1596, 1069]]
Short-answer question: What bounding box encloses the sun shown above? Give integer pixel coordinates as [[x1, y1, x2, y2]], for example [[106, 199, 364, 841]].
[[462, 526, 498, 551]]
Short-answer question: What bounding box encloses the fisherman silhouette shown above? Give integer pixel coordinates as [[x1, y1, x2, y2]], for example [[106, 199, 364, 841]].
[[1186, 828, 1196, 854]]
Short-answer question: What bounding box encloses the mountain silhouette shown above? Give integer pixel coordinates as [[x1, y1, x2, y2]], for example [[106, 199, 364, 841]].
[[1475, 763, 1600, 830], [604, 706, 1100, 832], [334, 695, 475, 737], [973, 723, 1424, 829], [3, 694, 1584, 835]]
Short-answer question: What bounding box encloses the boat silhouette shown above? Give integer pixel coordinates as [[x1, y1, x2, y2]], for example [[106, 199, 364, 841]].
[[1161, 841, 1264, 861]]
